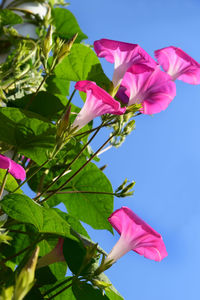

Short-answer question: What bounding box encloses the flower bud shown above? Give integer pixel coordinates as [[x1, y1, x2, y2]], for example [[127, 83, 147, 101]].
[[14, 246, 39, 300]]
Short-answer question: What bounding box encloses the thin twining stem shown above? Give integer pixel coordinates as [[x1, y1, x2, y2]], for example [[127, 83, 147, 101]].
[[35, 123, 104, 201], [46, 190, 115, 196], [40, 134, 114, 203], [12, 158, 50, 193]]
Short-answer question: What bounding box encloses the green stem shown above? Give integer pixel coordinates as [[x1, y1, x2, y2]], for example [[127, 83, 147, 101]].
[[35, 123, 104, 201], [66, 89, 76, 109], [42, 277, 73, 297], [0, 169, 9, 199], [46, 190, 116, 196], [40, 134, 114, 203]]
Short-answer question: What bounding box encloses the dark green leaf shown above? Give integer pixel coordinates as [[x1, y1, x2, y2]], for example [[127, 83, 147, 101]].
[[49, 161, 113, 232], [54, 44, 111, 90], [0, 9, 23, 27], [1, 194, 75, 239], [7, 92, 65, 120], [72, 282, 109, 299], [52, 8, 87, 43], [46, 75, 70, 98], [63, 238, 86, 275], [0, 107, 56, 164]]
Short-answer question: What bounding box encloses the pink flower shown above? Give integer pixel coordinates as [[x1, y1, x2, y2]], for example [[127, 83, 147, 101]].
[[37, 238, 65, 269], [154, 46, 200, 84], [116, 64, 176, 114], [72, 81, 126, 131], [105, 207, 167, 263], [0, 154, 26, 181], [94, 39, 157, 88]]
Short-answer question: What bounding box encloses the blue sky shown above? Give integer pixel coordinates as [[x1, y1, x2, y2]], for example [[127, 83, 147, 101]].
[[68, 1, 200, 299]]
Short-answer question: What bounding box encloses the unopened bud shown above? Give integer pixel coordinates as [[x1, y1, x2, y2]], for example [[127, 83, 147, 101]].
[[43, 25, 53, 58], [122, 181, 135, 194], [0, 286, 14, 300], [57, 33, 78, 63], [115, 178, 128, 193], [57, 105, 71, 137], [14, 246, 39, 300]]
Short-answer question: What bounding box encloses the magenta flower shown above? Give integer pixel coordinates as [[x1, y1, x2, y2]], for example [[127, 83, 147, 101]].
[[37, 238, 65, 269], [154, 46, 200, 84], [72, 81, 126, 131], [94, 39, 157, 89], [0, 154, 26, 181], [116, 64, 176, 114], [105, 207, 168, 263]]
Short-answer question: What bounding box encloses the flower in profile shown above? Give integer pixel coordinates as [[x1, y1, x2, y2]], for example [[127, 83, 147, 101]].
[[37, 238, 65, 269], [0, 154, 26, 181], [105, 206, 167, 264], [94, 38, 157, 89], [72, 81, 126, 131], [116, 64, 176, 114], [154, 46, 200, 84]]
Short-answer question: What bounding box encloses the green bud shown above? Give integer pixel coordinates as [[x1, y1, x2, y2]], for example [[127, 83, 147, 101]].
[[14, 246, 39, 300], [115, 178, 128, 193], [57, 33, 78, 63], [43, 25, 53, 58], [56, 105, 71, 138]]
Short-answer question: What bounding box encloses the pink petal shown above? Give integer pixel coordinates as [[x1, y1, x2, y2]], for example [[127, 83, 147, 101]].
[[155, 46, 200, 84], [94, 39, 157, 88], [0, 154, 26, 181], [118, 64, 176, 114], [72, 81, 126, 131], [107, 207, 168, 262]]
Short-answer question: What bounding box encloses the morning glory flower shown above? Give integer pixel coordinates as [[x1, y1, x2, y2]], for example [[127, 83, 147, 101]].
[[116, 64, 176, 114], [37, 238, 65, 269], [0, 154, 26, 181], [155, 46, 200, 84], [72, 81, 126, 131], [94, 38, 157, 89], [105, 206, 168, 264]]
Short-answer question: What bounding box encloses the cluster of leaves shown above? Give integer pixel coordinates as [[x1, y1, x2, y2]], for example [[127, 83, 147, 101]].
[[0, 1, 137, 299]]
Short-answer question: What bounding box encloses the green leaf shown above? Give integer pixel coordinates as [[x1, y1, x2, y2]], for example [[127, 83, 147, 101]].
[[1, 194, 74, 239], [52, 8, 87, 43], [54, 44, 111, 90], [0, 107, 56, 165], [55, 209, 90, 239], [0, 9, 23, 27], [46, 75, 70, 97], [0, 169, 22, 194], [7, 92, 65, 120], [63, 238, 86, 275], [72, 282, 110, 299], [48, 161, 113, 232]]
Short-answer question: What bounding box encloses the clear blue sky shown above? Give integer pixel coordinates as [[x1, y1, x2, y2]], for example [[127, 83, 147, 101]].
[[69, 1, 200, 299]]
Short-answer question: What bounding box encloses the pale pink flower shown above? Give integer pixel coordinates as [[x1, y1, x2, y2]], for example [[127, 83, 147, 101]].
[[94, 39, 157, 88], [37, 238, 65, 269], [116, 64, 176, 114], [0, 154, 26, 181], [105, 207, 168, 263], [155, 46, 200, 84], [72, 81, 126, 131]]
